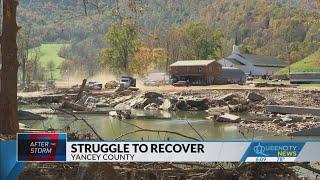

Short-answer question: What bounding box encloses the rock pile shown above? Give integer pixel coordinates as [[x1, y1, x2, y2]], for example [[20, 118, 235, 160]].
[[106, 91, 210, 111], [239, 114, 320, 135]]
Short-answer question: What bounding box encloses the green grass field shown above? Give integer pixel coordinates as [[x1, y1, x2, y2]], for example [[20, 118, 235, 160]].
[[275, 50, 320, 75], [28, 43, 68, 79]]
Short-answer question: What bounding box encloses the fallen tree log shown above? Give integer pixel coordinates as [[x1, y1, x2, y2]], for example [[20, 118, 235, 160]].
[[61, 101, 88, 111]]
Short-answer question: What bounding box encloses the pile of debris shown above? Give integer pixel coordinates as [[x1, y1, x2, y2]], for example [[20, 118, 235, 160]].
[[239, 114, 320, 135], [108, 91, 211, 112], [203, 90, 320, 136], [206, 92, 266, 123], [18, 162, 303, 180]]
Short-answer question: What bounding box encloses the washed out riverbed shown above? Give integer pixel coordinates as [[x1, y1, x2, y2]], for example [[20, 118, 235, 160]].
[[19, 105, 320, 141], [17, 105, 320, 178]]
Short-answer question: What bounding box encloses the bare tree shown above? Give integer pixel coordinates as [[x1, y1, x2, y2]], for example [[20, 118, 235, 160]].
[[18, 24, 31, 87], [47, 60, 55, 80]]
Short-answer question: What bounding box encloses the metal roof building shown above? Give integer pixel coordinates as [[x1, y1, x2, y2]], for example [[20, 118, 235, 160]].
[[220, 67, 246, 84], [218, 44, 287, 76], [169, 60, 216, 67]]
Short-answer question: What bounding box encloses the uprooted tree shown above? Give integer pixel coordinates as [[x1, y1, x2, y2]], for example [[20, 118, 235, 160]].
[[0, 0, 20, 134]]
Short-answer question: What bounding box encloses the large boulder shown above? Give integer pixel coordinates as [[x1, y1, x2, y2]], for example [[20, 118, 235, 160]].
[[172, 97, 209, 111], [216, 113, 241, 123], [246, 92, 265, 102], [124, 93, 164, 109], [127, 95, 146, 108], [144, 92, 163, 99], [175, 100, 189, 110], [185, 97, 209, 110]]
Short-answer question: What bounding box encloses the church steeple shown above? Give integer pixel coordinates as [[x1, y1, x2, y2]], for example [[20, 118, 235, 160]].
[[232, 32, 239, 54], [234, 32, 239, 46]]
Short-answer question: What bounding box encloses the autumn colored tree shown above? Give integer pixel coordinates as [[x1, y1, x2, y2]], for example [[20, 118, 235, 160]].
[[0, 0, 20, 133], [99, 21, 141, 75], [155, 27, 185, 68], [129, 47, 167, 76]]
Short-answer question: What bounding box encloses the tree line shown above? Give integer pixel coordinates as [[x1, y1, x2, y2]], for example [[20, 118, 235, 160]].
[[98, 21, 223, 76]]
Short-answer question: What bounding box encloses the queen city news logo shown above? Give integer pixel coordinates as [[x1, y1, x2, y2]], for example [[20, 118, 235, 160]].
[[250, 142, 304, 157], [17, 133, 66, 161]]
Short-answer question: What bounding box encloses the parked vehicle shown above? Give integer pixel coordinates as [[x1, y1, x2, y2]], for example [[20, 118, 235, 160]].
[[120, 76, 136, 89], [86, 80, 103, 90], [173, 81, 189, 87], [105, 81, 119, 89], [169, 75, 178, 84], [143, 79, 160, 86], [92, 83, 103, 90]]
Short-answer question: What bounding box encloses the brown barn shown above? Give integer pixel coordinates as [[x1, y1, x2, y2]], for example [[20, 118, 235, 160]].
[[169, 60, 222, 85]]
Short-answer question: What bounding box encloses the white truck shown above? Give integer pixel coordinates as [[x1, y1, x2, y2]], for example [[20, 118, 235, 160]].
[[120, 76, 136, 89]]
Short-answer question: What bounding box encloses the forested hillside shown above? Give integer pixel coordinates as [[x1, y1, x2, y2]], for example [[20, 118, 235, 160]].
[[14, 0, 320, 77], [276, 50, 320, 74]]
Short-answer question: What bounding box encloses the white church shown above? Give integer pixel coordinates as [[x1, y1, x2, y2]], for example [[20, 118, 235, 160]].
[[218, 44, 287, 76]]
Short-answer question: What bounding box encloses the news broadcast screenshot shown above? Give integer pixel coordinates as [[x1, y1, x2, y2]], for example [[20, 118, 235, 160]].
[[1, 0, 320, 179]]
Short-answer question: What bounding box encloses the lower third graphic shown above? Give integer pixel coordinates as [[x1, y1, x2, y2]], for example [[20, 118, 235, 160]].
[[241, 141, 305, 162]]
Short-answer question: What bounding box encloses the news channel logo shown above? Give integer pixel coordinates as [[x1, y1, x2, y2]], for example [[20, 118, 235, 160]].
[[248, 142, 305, 157], [17, 133, 67, 161]]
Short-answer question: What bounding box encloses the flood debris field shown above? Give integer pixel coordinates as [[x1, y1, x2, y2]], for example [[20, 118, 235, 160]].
[[17, 85, 320, 138], [18, 162, 307, 180], [11, 86, 320, 179]]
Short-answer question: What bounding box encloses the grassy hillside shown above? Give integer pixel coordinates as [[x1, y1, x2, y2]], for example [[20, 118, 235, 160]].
[[28, 44, 68, 79], [275, 51, 320, 75]]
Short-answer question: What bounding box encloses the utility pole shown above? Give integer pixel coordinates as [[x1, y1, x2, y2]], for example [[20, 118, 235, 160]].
[[288, 54, 291, 77], [288, 0, 292, 80]]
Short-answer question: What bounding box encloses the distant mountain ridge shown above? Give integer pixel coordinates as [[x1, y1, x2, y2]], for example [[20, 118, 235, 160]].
[[14, 0, 320, 75]]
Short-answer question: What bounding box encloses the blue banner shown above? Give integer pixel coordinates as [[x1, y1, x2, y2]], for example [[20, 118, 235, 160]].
[[0, 141, 25, 180]]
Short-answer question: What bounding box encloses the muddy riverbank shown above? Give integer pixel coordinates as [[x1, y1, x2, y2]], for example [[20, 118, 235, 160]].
[[17, 86, 320, 139]]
